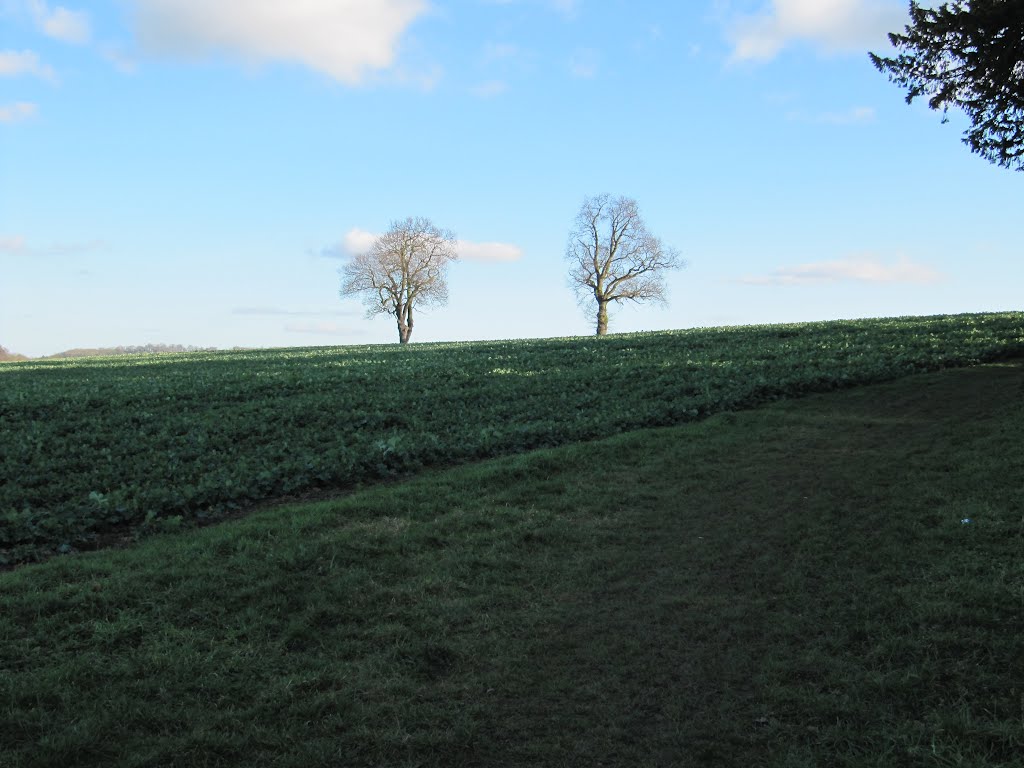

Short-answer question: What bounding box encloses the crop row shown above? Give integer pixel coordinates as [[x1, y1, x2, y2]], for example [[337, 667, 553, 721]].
[[2, 312, 1022, 563]]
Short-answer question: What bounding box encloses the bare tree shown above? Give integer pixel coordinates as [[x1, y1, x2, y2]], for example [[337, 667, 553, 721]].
[[566, 194, 683, 336], [340, 217, 458, 344]]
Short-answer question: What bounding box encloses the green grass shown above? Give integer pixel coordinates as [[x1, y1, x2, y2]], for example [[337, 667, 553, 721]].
[[3, 312, 1024, 563], [2, 360, 1021, 766]]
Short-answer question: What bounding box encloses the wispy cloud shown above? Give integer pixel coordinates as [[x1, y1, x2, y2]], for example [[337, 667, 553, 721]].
[[28, 0, 91, 44], [568, 47, 598, 78], [283, 321, 360, 336], [392, 62, 443, 92], [0, 101, 38, 123], [457, 240, 522, 263], [482, 42, 521, 63], [0, 235, 105, 254], [100, 45, 139, 74], [322, 227, 523, 263], [483, 0, 580, 17], [0, 236, 28, 253], [737, 255, 944, 286], [126, 0, 429, 85], [550, 0, 580, 19], [311, 227, 375, 259], [817, 106, 876, 124], [0, 50, 57, 81], [471, 79, 507, 98], [478, 41, 536, 83], [316, 245, 347, 260], [788, 105, 877, 125], [233, 307, 357, 317], [728, 0, 905, 63]]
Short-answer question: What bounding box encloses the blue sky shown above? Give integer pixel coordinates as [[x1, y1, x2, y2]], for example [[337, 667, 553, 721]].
[[1, 0, 1020, 356]]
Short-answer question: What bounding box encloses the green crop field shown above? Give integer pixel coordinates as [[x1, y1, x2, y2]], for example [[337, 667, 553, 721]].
[[1, 332, 1022, 766], [2, 312, 1023, 564]]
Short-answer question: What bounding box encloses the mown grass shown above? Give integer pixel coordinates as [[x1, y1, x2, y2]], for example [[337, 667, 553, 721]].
[[2, 361, 1022, 766]]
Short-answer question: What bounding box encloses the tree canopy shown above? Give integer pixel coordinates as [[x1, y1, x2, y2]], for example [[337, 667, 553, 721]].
[[870, 1, 1024, 171]]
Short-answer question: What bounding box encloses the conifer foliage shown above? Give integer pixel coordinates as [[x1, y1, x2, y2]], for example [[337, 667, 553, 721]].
[[871, 1, 1024, 171]]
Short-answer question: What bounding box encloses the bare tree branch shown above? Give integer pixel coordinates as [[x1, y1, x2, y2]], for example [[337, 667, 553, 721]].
[[565, 194, 684, 336], [339, 217, 458, 344]]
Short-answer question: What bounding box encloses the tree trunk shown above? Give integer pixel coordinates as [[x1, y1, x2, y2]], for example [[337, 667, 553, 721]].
[[404, 303, 414, 343], [395, 302, 412, 344], [595, 300, 609, 336]]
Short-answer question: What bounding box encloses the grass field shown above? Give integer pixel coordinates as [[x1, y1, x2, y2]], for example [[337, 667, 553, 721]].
[[3, 312, 1023, 564], [1, 353, 1021, 766]]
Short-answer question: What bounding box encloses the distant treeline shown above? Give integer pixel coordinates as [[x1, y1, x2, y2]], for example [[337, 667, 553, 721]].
[[44, 344, 219, 359], [0, 345, 29, 362], [1, 344, 219, 361]]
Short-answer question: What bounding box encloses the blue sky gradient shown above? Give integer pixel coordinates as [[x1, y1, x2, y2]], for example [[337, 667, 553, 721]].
[[2, 0, 1020, 356]]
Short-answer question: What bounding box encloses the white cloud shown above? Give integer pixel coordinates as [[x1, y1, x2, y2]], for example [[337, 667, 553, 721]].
[[343, 228, 379, 255], [27, 1, 91, 44], [0, 49, 56, 81], [729, 0, 905, 62], [737, 255, 943, 286], [126, 0, 429, 85], [0, 101, 37, 123], [315, 228, 378, 259], [327, 227, 522, 263], [456, 240, 522, 263]]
